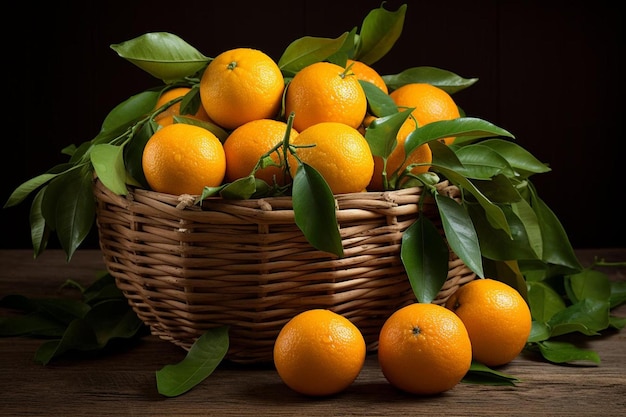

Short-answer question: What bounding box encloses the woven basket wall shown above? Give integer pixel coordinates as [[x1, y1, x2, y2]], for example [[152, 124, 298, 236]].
[[93, 178, 476, 363]]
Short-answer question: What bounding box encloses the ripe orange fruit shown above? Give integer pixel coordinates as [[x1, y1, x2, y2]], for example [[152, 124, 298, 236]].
[[345, 59, 388, 94], [199, 48, 284, 130], [142, 123, 226, 195], [273, 309, 366, 397], [378, 303, 472, 395], [153, 87, 212, 127], [285, 61, 367, 132], [223, 119, 298, 185], [367, 117, 432, 191], [389, 83, 460, 145], [445, 278, 532, 367], [287, 122, 374, 194]]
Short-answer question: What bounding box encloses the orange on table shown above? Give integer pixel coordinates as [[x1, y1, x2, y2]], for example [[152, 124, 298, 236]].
[[377, 303, 472, 395], [367, 117, 432, 191], [223, 119, 298, 186], [445, 278, 532, 367], [142, 123, 225, 196], [273, 309, 366, 397], [199, 48, 284, 130], [345, 59, 388, 94], [285, 61, 367, 132], [389, 83, 460, 145], [153, 87, 212, 127], [287, 122, 374, 194]]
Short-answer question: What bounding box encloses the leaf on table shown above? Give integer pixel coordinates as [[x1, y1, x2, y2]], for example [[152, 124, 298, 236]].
[[0, 313, 66, 338], [534, 340, 600, 365], [462, 361, 521, 386], [157, 326, 229, 397], [35, 319, 100, 365], [548, 298, 610, 337]]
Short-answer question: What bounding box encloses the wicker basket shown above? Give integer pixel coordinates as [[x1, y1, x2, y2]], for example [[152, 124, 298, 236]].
[[93, 178, 476, 363]]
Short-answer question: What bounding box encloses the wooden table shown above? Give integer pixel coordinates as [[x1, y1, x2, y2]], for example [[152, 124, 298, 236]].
[[1, 248, 624, 416]]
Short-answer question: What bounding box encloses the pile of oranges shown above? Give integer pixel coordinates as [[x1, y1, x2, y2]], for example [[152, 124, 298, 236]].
[[139, 43, 531, 398], [274, 279, 532, 397], [140, 47, 460, 197]]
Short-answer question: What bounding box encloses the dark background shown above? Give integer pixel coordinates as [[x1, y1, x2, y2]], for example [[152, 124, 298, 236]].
[[2, 0, 623, 250]]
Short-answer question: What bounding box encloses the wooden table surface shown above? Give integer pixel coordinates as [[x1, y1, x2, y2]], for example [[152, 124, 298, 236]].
[[1, 248, 624, 416]]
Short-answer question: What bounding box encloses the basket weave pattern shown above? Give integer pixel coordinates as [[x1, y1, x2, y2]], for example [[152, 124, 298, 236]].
[[94, 178, 475, 363]]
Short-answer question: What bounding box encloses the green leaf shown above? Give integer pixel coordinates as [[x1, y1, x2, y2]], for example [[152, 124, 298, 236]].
[[401, 216, 449, 303], [110, 32, 209, 83], [467, 203, 539, 262], [527, 281, 567, 323], [609, 281, 626, 309], [278, 33, 349, 77], [0, 314, 66, 338], [565, 268, 611, 304], [454, 144, 515, 179], [364, 109, 412, 158], [463, 361, 521, 386], [81, 272, 124, 304], [548, 298, 610, 337], [4, 173, 58, 208], [383, 66, 479, 94], [356, 3, 407, 65], [90, 144, 128, 195], [326, 28, 358, 66], [470, 175, 521, 203], [433, 164, 511, 237], [405, 117, 514, 148], [34, 319, 99, 365], [292, 164, 343, 258], [359, 80, 397, 117], [435, 194, 484, 278], [157, 327, 229, 397], [84, 299, 144, 346], [95, 89, 160, 143], [534, 340, 600, 365], [609, 315, 626, 329], [511, 198, 543, 259], [479, 138, 551, 178], [30, 188, 50, 258], [528, 184, 582, 274], [123, 121, 155, 188], [219, 176, 257, 200], [527, 320, 551, 343], [40, 168, 96, 261]]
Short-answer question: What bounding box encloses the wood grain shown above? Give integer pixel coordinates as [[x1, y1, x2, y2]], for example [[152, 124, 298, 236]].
[[1, 249, 624, 416]]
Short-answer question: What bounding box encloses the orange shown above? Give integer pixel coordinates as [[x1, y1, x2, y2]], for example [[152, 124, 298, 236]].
[[142, 123, 226, 195], [287, 122, 374, 194], [389, 83, 460, 145], [273, 309, 366, 397], [153, 87, 212, 127], [199, 48, 284, 130], [445, 278, 532, 367], [346, 59, 388, 94], [377, 303, 472, 395], [223, 119, 298, 186], [285, 61, 367, 132], [367, 117, 432, 191]]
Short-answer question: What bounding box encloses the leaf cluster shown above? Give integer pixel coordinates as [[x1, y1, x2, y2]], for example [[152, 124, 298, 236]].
[[0, 272, 146, 364]]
